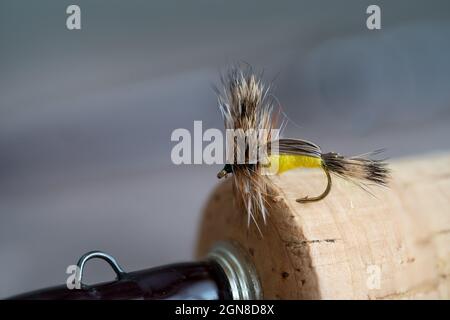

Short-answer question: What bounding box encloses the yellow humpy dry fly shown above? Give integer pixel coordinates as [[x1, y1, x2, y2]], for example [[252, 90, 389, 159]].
[[215, 66, 390, 230]]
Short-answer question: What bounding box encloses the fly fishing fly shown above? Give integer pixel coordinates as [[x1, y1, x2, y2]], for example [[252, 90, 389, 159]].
[[215, 66, 390, 228]]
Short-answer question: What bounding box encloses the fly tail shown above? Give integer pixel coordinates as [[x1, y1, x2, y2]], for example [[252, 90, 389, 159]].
[[321, 150, 390, 187]]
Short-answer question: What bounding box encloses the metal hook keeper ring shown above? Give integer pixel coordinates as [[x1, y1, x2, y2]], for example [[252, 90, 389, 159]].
[[76, 251, 125, 287]]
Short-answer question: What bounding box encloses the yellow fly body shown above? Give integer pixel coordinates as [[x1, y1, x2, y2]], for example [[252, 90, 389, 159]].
[[269, 154, 323, 174]]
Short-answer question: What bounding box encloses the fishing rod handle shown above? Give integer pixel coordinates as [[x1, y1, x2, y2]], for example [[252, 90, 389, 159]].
[[10, 242, 261, 300]]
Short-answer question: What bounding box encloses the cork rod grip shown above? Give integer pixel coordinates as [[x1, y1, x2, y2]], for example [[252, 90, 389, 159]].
[[196, 153, 450, 299]]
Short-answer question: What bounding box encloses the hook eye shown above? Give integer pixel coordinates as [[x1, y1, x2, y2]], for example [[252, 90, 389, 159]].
[[217, 164, 232, 179], [217, 169, 228, 179], [76, 251, 125, 287]]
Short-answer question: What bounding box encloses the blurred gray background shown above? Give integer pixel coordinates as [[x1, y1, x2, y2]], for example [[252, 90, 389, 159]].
[[1, 0, 450, 297]]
